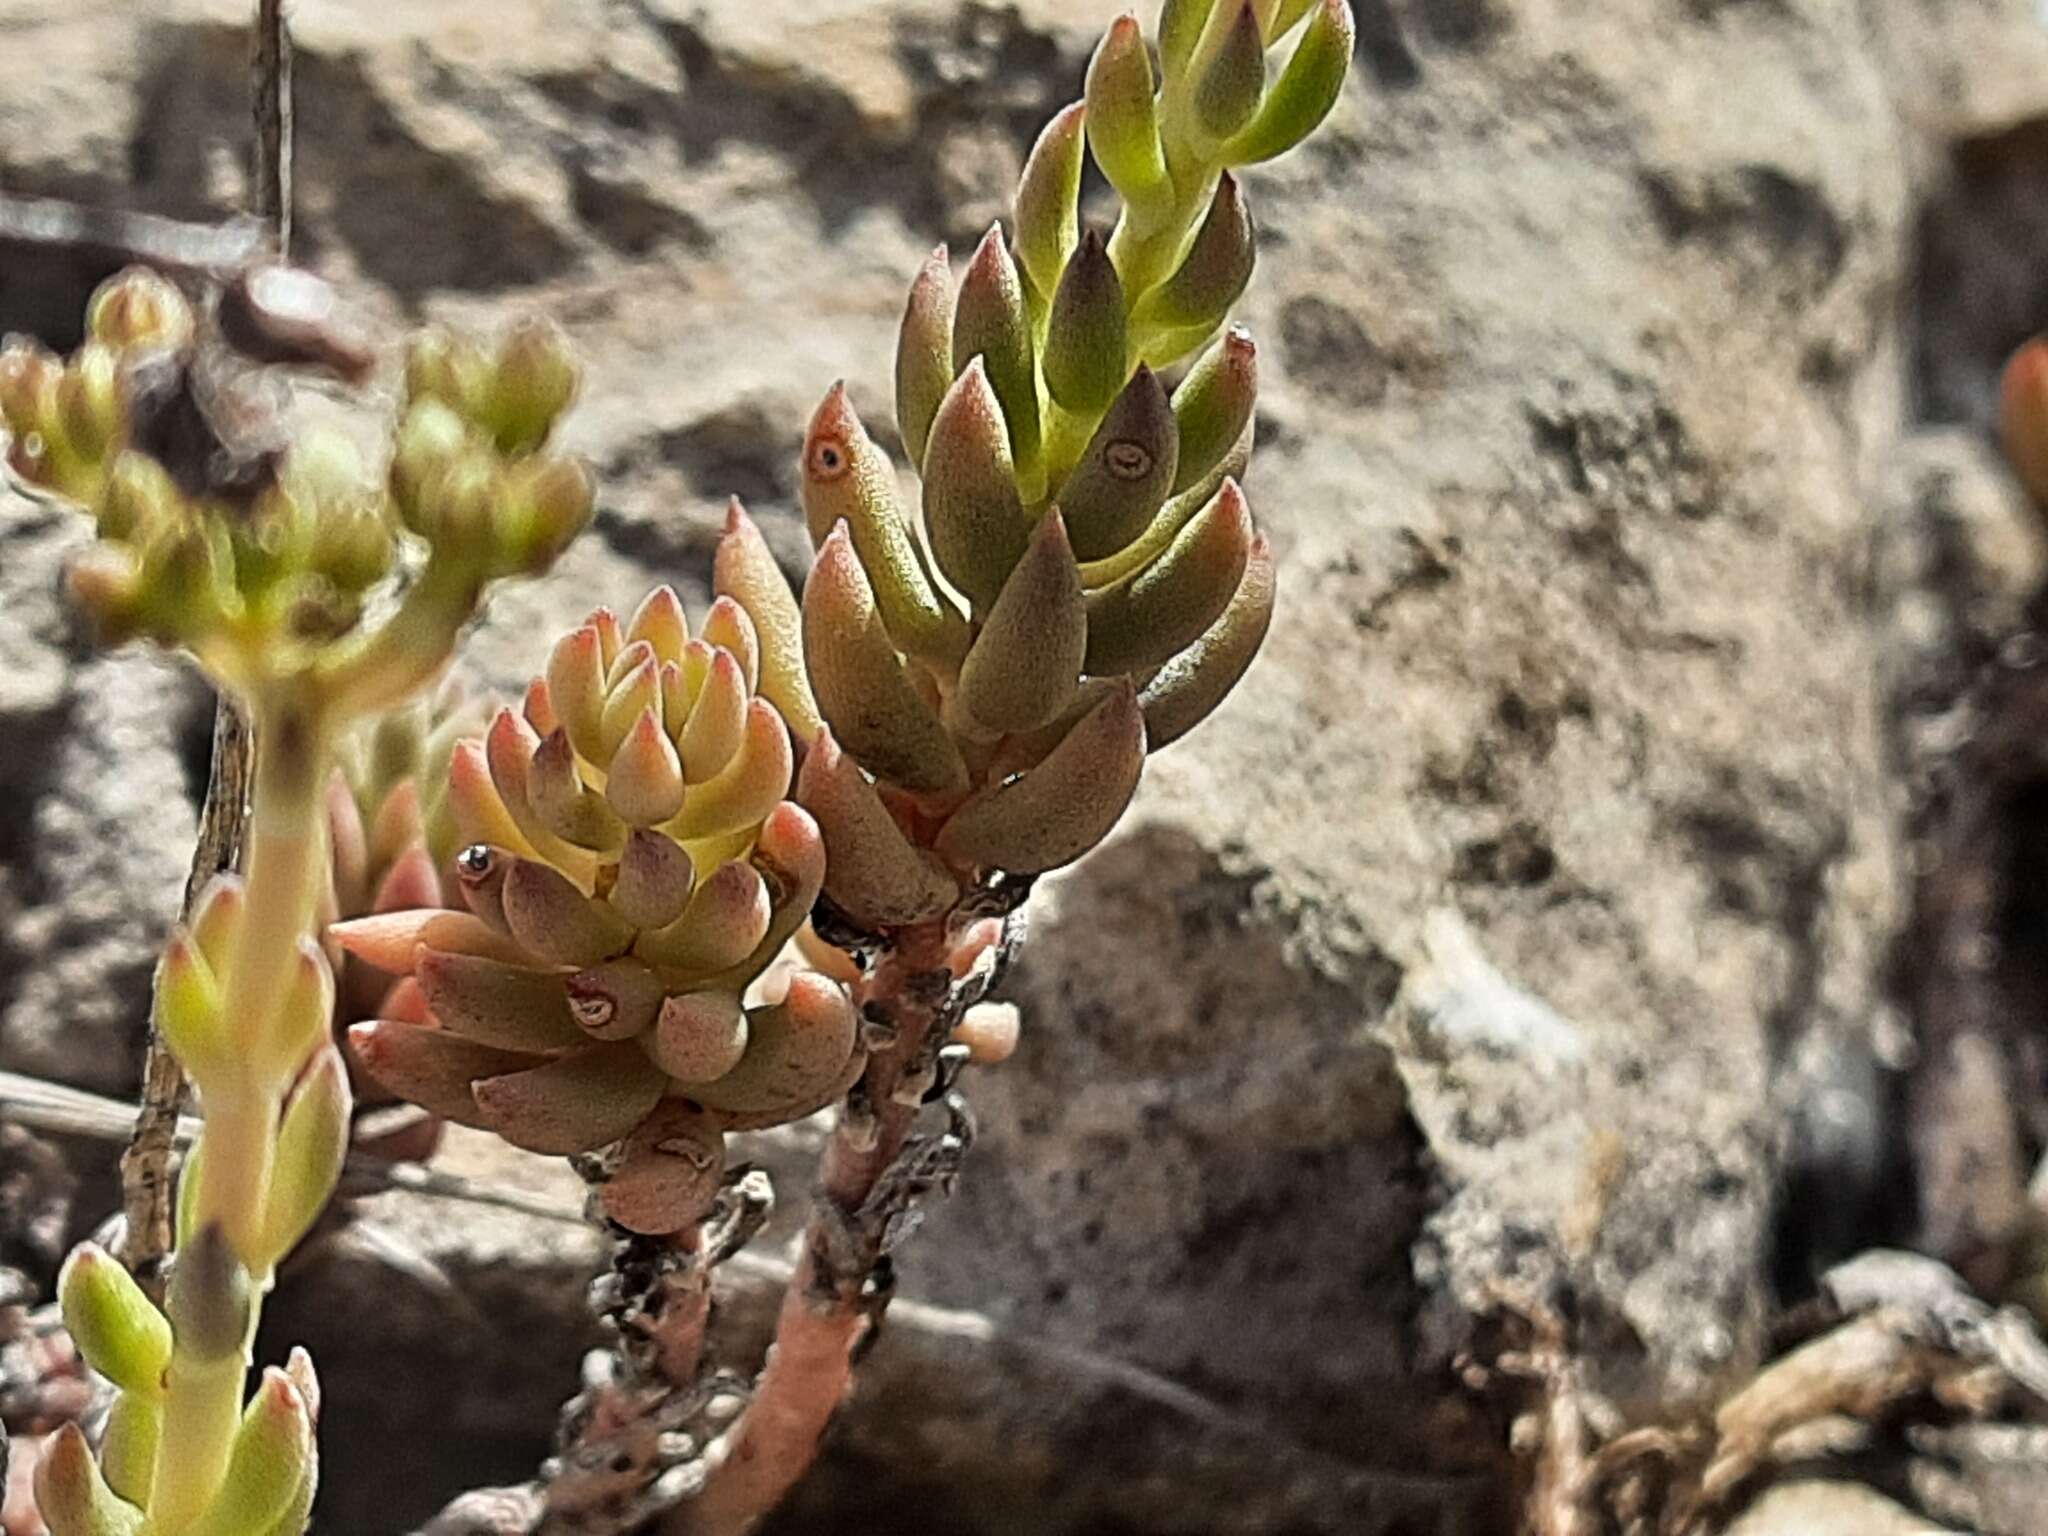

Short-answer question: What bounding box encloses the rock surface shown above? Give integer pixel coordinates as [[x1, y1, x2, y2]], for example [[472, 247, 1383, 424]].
[[4, 0, 2048, 1531]]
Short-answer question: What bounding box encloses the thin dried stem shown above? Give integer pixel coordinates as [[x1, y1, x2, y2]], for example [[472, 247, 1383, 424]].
[[114, 0, 292, 1296]]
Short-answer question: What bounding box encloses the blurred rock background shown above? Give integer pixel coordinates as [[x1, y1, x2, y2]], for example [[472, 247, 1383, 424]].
[[6, 0, 2048, 1531]]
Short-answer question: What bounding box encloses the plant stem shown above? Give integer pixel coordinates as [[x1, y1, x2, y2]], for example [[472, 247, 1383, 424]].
[[150, 693, 330, 1533], [677, 922, 955, 1536]]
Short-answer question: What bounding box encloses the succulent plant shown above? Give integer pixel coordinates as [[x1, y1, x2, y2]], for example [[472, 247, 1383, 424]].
[[337, 585, 859, 1235], [0, 267, 593, 1536], [714, 0, 1339, 937]]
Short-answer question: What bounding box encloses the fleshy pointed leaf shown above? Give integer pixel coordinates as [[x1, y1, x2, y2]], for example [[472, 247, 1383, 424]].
[[958, 510, 1086, 734], [1222, 0, 1354, 166], [1171, 326, 1258, 494], [471, 1044, 666, 1155], [253, 1046, 351, 1273], [1194, 0, 1266, 142], [714, 498, 824, 742], [416, 950, 584, 1051], [347, 1020, 535, 1128], [1130, 174, 1255, 341], [937, 680, 1146, 873], [1140, 532, 1276, 748], [1085, 16, 1172, 223], [679, 646, 748, 783], [328, 907, 531, 973], [895, 246, 955, 469], [58, 1245, 170, 1397], [625, 584, 690, 663], [34, 1423, 143, 1536], [101, 1392, 161, 1507], [1084, 478, 1254, 675], [921, 359, 1030, 610], [796, 729, 959, 930], [185, 1369, 313, 1536], [644, 990, 749, 1083], [529, 726, 627, 850], [1056, 366, 1180, 561], [1043, 229, 1128, 415], [1014, 102, 1087, 306], [610, 828, 695, 932], [671, 699, 793, 842], [608, 709, 687, 827], [952, 227, 1043, 492], [803, 523, 970, 795], [800, 383, 961, 659], [634, 861, 772, 973], [600, 1101, 727, 1234], [501, 858, 634, 966], [1159, 0, 1218, 82], [684, 972, 860, 1115]]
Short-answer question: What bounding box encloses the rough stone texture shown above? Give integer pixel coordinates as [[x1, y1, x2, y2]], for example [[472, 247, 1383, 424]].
[[6, 0, 2048, 1531]]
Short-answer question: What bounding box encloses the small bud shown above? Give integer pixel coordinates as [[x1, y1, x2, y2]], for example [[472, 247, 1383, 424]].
[[63, 546, 146, 642], [1085, 16, 1173, 224], [1043, 230, 1129, 415], [405, 326, 489, 418], [714, 499, 824, 742], [185, 1368, 314, 1536], [1140, 531, 1276, 749], [800, 383, 962, 660], [33, 1422, 143, 1536], [680, 647, 749, 784], [611, 827, 696, 931], [608, 709, 687, 827], [952, 226, 1043, 493], [387, 398, 471, 533], [1194, 1, 1266, 142], [1085, 477, 1255, 675], [306, 497, 396, 592], [936, 679, 1147, 874], [803, 524, 970, 795], [1130, 174, 1255, 344], [96, 453, 180, 543], [957, 510, 1087, 735], [565, 957, 666, 1040], [1222, 0, 1354, 166], [471, 1044, 667, 1156], [895, 246, 956, 469], [189, 875, 246, 976], [88, 267, 195, 352], [164, 1222, 252, 1363], [57, 342, 125, 464], [673, 699, 793, 841], [416, 950, 584, 1052], [956, 1000, 1023, 1064], [644, 990, 749, 1083], [59, 1244, 171, 1397], [253, 1045, 352, 1273], [502, 858, 634, 967], [500, 453, 595, 573], [687, 972, 859, 1116], [635, 861, 772, 973], [601, 1101, 726, 1235], [347, 1020, 531, 1127], [920, 359, 1030, 611], [484, 316, 579, 454], [1014, 101, 1088, 308], [154, 929, 226, 1084], [797, 729, 959, 931], [1055, 366, 1180, 561], [1171, 326, 1258, 495]]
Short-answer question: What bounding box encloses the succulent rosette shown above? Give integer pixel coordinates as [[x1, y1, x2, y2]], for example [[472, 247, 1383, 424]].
[[708, 0, 1346, 936], [336, 585, 858, 1234]]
